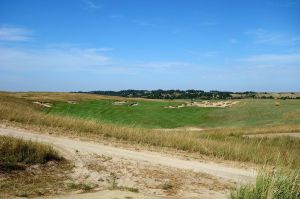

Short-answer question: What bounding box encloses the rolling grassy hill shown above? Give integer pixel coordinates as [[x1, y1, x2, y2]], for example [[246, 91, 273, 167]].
[[45, 99, 300, 129], [1, 92, 299, 168]]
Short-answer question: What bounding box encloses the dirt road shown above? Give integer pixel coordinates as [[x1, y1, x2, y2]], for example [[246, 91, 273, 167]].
[[0, 126, 256, 198]]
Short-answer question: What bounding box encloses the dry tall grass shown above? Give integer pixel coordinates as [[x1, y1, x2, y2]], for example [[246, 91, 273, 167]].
[[0, 92, 299, 168], [230, 169, 300, 199], [4, 92, 165, 103], [0, 135, 61, 171], [0, 133, 71, 198]]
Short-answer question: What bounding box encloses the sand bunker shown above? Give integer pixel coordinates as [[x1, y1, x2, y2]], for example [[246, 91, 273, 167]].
[[67, 101, 77, 104], [33, 101, 52, 108], [164, 104, 186, 109], [164, 101, 239, 109], [187, 101, 240, 108], [112, 101, 139, 106], [112, 101, 128, 105]]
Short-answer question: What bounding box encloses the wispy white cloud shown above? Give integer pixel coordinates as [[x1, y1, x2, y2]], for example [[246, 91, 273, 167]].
[[199, 20, 218, 26], [82, 0, 100, 9], [132, 61, 207, 73], [229, 38, 238, 44], [269, 0, 299, 7], [171, 28, 185, 34], [139, 61, 194, 69], [132, 19, 156, 27], [110, 14, 124, 19], [0, 42, 199, 74], [70, 47, 114, 53], [240, 53, 300, 63], [238, 53, 300, 70], [283, 0, 299, 7], [186, 50, 219, 58], [0, 25, 32, 41], [0, 46, 110, 71], [109, 14, 159, 28], [45, 43, 114, 52], [245, 28, 300, 45], [202, 51, 219, 57]]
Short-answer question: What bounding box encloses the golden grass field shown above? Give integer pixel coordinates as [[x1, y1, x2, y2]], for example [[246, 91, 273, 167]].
[[1, 92, 299, 168], [0, 92, 300, 198]]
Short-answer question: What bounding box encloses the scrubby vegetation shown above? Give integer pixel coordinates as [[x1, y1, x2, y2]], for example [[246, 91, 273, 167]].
[[0, 133, 71, 198], [0, 135, 61, 171], [230, 170, 300, 199]]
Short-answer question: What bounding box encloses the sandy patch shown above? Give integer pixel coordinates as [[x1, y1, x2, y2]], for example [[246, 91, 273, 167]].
[[33, 101, 52, 108], [164, 101, 240, 109], [67, 101, 77, 104], [113, 101, 128, 105], [187, 101, 240, 108], [154, 127, 204, 132], [113, 101, 139, 106]]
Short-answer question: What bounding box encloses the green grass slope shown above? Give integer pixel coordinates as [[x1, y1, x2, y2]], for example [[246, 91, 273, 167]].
[[45, 99, 300, 129]]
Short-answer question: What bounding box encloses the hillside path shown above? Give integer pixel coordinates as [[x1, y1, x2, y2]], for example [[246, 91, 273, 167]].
[[0, 126, 256, 198], [0, 126, 256, 182]]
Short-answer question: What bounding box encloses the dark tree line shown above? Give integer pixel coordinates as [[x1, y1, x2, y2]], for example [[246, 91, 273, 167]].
[[77, 89, 233, 99], [74, 90, 299, 100]]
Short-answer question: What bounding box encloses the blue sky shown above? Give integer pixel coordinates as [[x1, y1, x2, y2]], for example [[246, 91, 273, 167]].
[[0, 0, 300, 91]]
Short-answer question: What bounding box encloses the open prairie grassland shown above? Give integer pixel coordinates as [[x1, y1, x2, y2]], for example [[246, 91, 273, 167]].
[[0, 92, 299, 198], [45, 98, 300, 128]]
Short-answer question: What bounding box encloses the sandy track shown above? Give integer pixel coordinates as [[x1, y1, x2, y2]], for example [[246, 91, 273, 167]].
[[0, 127, 255, 182], [39, 190, 168, 199]]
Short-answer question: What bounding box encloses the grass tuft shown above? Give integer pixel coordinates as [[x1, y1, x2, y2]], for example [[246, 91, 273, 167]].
[[162, 182, 174, 190], [0, 135, 62, 171], [67, 182, 93, 191], [0, 133, 71, 198], [229, 170, 300, 199]]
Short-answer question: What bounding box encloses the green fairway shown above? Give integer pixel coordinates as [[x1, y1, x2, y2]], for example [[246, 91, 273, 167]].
[[45, 99, 300, 129], [202, 99, 300, 127]]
